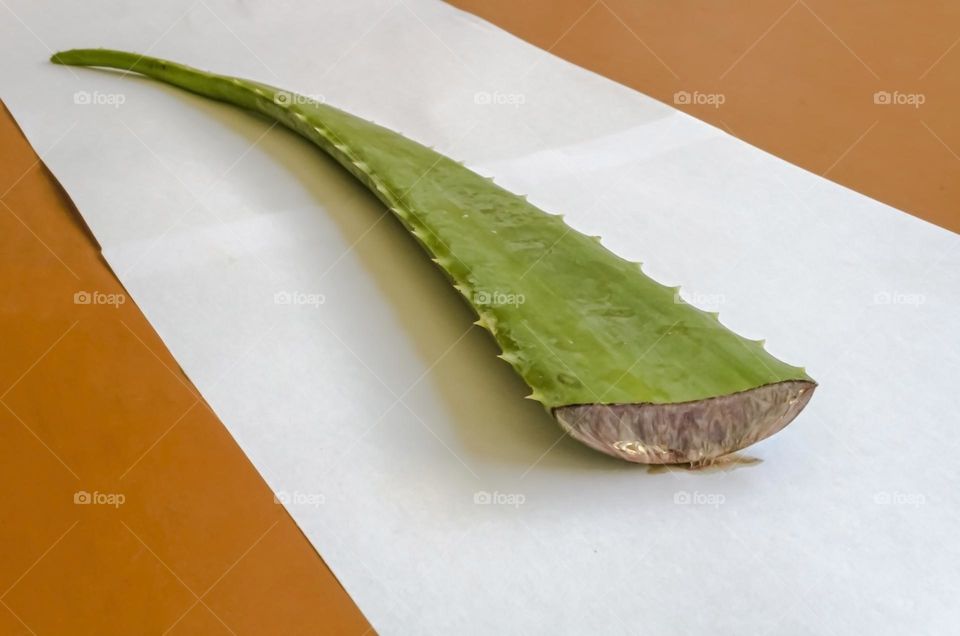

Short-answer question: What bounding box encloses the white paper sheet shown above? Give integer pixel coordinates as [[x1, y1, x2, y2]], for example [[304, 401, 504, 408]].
[[3, 1, 958, 633]]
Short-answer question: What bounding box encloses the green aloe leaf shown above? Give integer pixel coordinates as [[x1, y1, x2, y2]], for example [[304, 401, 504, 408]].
[[52, 49, 816, 464]]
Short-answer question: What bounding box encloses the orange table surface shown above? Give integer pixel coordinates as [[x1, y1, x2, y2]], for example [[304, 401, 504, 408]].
[[0, 102, 371, 635], [452, 0, 960, 233]]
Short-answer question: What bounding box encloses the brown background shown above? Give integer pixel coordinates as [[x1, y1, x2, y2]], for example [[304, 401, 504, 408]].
[[452, 0, 960, 233], [0, 104, 371, 635], [2, 2, 957, 634]]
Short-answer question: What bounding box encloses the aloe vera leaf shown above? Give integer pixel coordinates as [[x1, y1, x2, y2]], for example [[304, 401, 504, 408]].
[[52, 49, 816, 464]]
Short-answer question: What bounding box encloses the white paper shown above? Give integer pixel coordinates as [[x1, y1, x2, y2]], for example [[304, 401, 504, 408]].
[[3, 1, 958, 633]]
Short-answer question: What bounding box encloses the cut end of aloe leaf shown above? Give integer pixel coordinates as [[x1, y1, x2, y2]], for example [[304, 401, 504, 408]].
[[553, 380, 816, 465]]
